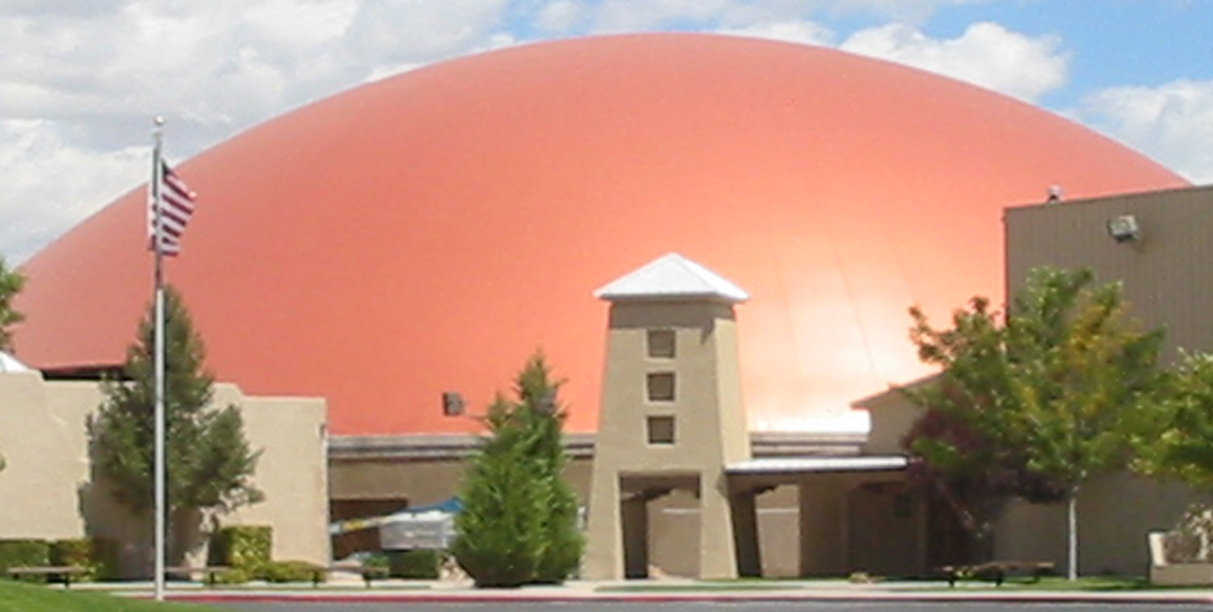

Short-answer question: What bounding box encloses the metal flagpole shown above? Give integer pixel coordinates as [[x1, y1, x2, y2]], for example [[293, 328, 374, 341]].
[[152, 115, 167, 601]]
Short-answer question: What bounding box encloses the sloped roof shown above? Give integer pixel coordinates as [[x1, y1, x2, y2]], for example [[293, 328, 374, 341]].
[[0, 351, 32, 373], [594, 253, 749, 303]]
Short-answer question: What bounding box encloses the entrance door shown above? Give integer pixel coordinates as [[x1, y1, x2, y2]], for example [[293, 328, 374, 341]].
[[847, 482, 919, 577]]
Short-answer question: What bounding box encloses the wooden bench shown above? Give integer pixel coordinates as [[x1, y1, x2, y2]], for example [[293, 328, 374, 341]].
[[5, 565, 89, 588], [938, 560, 1055, 587], [313, 564, 389, 588], [164, 565, 231, 586]]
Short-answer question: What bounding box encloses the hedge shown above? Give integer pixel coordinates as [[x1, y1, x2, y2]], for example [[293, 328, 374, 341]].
[[49, 539, 97, 581], [259, 560, 322, 583], [210, 526, 271, 571], [0, 540, 50, 582], [388, 549, 442, 579], [211, 567, 252, 585]]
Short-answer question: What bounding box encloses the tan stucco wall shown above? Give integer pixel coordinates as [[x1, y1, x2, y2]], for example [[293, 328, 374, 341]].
[[0, 372, 329, 573], [586, 299, 751, 579], [860, 385, 926, 456], [0, 373, 91, 539], [995, 472, 1213, 576], [218, 390, 329, 565], [594, 301, 751, 473], [330, 456, 592, 506]]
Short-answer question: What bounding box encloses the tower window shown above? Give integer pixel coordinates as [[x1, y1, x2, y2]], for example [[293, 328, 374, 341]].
[[646, 372, 675, 402], [647, 329, 675, 359], [647, 416, 675, 444]]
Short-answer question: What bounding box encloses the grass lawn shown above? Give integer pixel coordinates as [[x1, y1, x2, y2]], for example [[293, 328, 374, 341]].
[[0, 580, 217, 612]]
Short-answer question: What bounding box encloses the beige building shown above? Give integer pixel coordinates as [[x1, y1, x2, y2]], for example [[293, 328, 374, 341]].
[[0, 362, 329, 576], [9, 186, 1213, 581], [862, 184, 1213, 577], [328, 188, 1213, 580]]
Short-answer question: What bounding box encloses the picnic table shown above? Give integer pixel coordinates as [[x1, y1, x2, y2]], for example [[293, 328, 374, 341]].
[[6, 565, 89, 588], [938, 560, 1055, 587]]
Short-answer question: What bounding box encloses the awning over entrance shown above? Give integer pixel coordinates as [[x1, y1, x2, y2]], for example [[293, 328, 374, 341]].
[[726, 455, 909, 475]]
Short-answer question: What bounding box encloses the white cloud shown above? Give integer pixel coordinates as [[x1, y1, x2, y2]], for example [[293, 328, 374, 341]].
[[717, 20, 835, 46], [1079, 79, 1213, 184], [0, 120, 148, 262], [569, 0, 979, 33], [840, 21, 1069, 102], [0, 0, 1198, 263], [536, 0, 584, 32], [0, 0, 514, 261]]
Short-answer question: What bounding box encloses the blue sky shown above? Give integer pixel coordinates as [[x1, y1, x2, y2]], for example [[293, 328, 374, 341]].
[[2, 0, 1212, 263]]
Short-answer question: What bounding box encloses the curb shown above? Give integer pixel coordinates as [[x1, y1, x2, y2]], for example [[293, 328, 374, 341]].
[[151, 591, 1213, 605]]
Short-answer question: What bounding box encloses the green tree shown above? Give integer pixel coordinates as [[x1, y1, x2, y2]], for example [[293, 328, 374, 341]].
[[1135, 351, 1213, 488], [0, 256, 25, 475], [0, 256, 25, 353], [451, 352, 583, 587], [88, 286, 262, 559], [906, 267, 1165, 579]]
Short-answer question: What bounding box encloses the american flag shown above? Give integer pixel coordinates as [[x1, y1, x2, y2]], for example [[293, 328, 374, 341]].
[[148, 161, 197, 255]]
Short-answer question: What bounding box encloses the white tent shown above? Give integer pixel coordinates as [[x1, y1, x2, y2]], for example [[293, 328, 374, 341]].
[[378, 509, 456, 550], [329, 497, 462, 550]]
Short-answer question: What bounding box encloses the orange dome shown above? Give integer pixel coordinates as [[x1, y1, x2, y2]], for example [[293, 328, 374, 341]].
[[13, 34, 1186, 435]]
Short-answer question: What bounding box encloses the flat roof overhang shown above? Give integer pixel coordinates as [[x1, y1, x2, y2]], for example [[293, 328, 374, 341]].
[[726, 455, 909, 475], [725, 455, 911, 491]]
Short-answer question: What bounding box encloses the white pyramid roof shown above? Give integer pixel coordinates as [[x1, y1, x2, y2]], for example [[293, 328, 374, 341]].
[[594, 253, 749, 303], [0, 351, 32, 373]]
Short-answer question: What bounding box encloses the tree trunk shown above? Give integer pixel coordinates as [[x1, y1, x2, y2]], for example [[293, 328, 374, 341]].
[[1067, 491, 1078, 580]]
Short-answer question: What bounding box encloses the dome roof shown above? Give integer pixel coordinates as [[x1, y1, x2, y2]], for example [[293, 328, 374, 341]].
[[13, 34, 1186, 435]]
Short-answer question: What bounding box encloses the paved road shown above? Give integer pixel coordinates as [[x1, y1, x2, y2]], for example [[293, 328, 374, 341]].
[[207, 602, 1213, 612]]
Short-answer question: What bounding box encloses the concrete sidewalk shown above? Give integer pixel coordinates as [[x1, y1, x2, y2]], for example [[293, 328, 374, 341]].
[[85, 578, 1213, 605]]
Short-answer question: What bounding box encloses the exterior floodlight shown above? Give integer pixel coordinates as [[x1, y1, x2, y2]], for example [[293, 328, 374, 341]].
[[441, 391, 465, 416], [1107, 214, 1140, 242]]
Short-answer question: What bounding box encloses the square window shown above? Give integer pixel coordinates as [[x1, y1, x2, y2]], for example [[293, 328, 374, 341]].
[[647, 416, 675, 444], [646, 372, 675, 402], [647, 329, 676, 359]]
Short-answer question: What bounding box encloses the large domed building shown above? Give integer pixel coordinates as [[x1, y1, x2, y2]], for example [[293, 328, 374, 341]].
[[13, 34, 1186, 436]]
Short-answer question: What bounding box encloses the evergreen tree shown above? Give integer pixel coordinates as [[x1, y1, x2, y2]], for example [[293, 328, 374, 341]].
[[451, 353, 584, 587], [510, 354, 584, 582], [0, 256, 23, 473], [88, 286, 262, 537], [0, 256, 25, 353]]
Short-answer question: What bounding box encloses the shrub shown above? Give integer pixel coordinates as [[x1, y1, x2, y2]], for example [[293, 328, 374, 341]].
[[452, 354, 583, 587], [364, 552, 389, 571], [0, 540, 50, 583], [211, 567, 251, 585], [49, 539, 96, 581], [1165, 503, 1213, 563], [259, 560, 321, 583], [387, 549, 441, 579], [89, 537, 121, 581], [210, 525, 271, 571]]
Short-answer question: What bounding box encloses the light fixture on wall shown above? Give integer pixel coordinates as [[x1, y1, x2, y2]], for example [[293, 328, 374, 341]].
[[442, 391, 466, 416], [1107, 214, 1140, 242]]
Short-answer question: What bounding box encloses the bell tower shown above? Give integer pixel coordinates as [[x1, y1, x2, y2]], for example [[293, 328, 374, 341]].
[[583, 253, 751, 580]]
